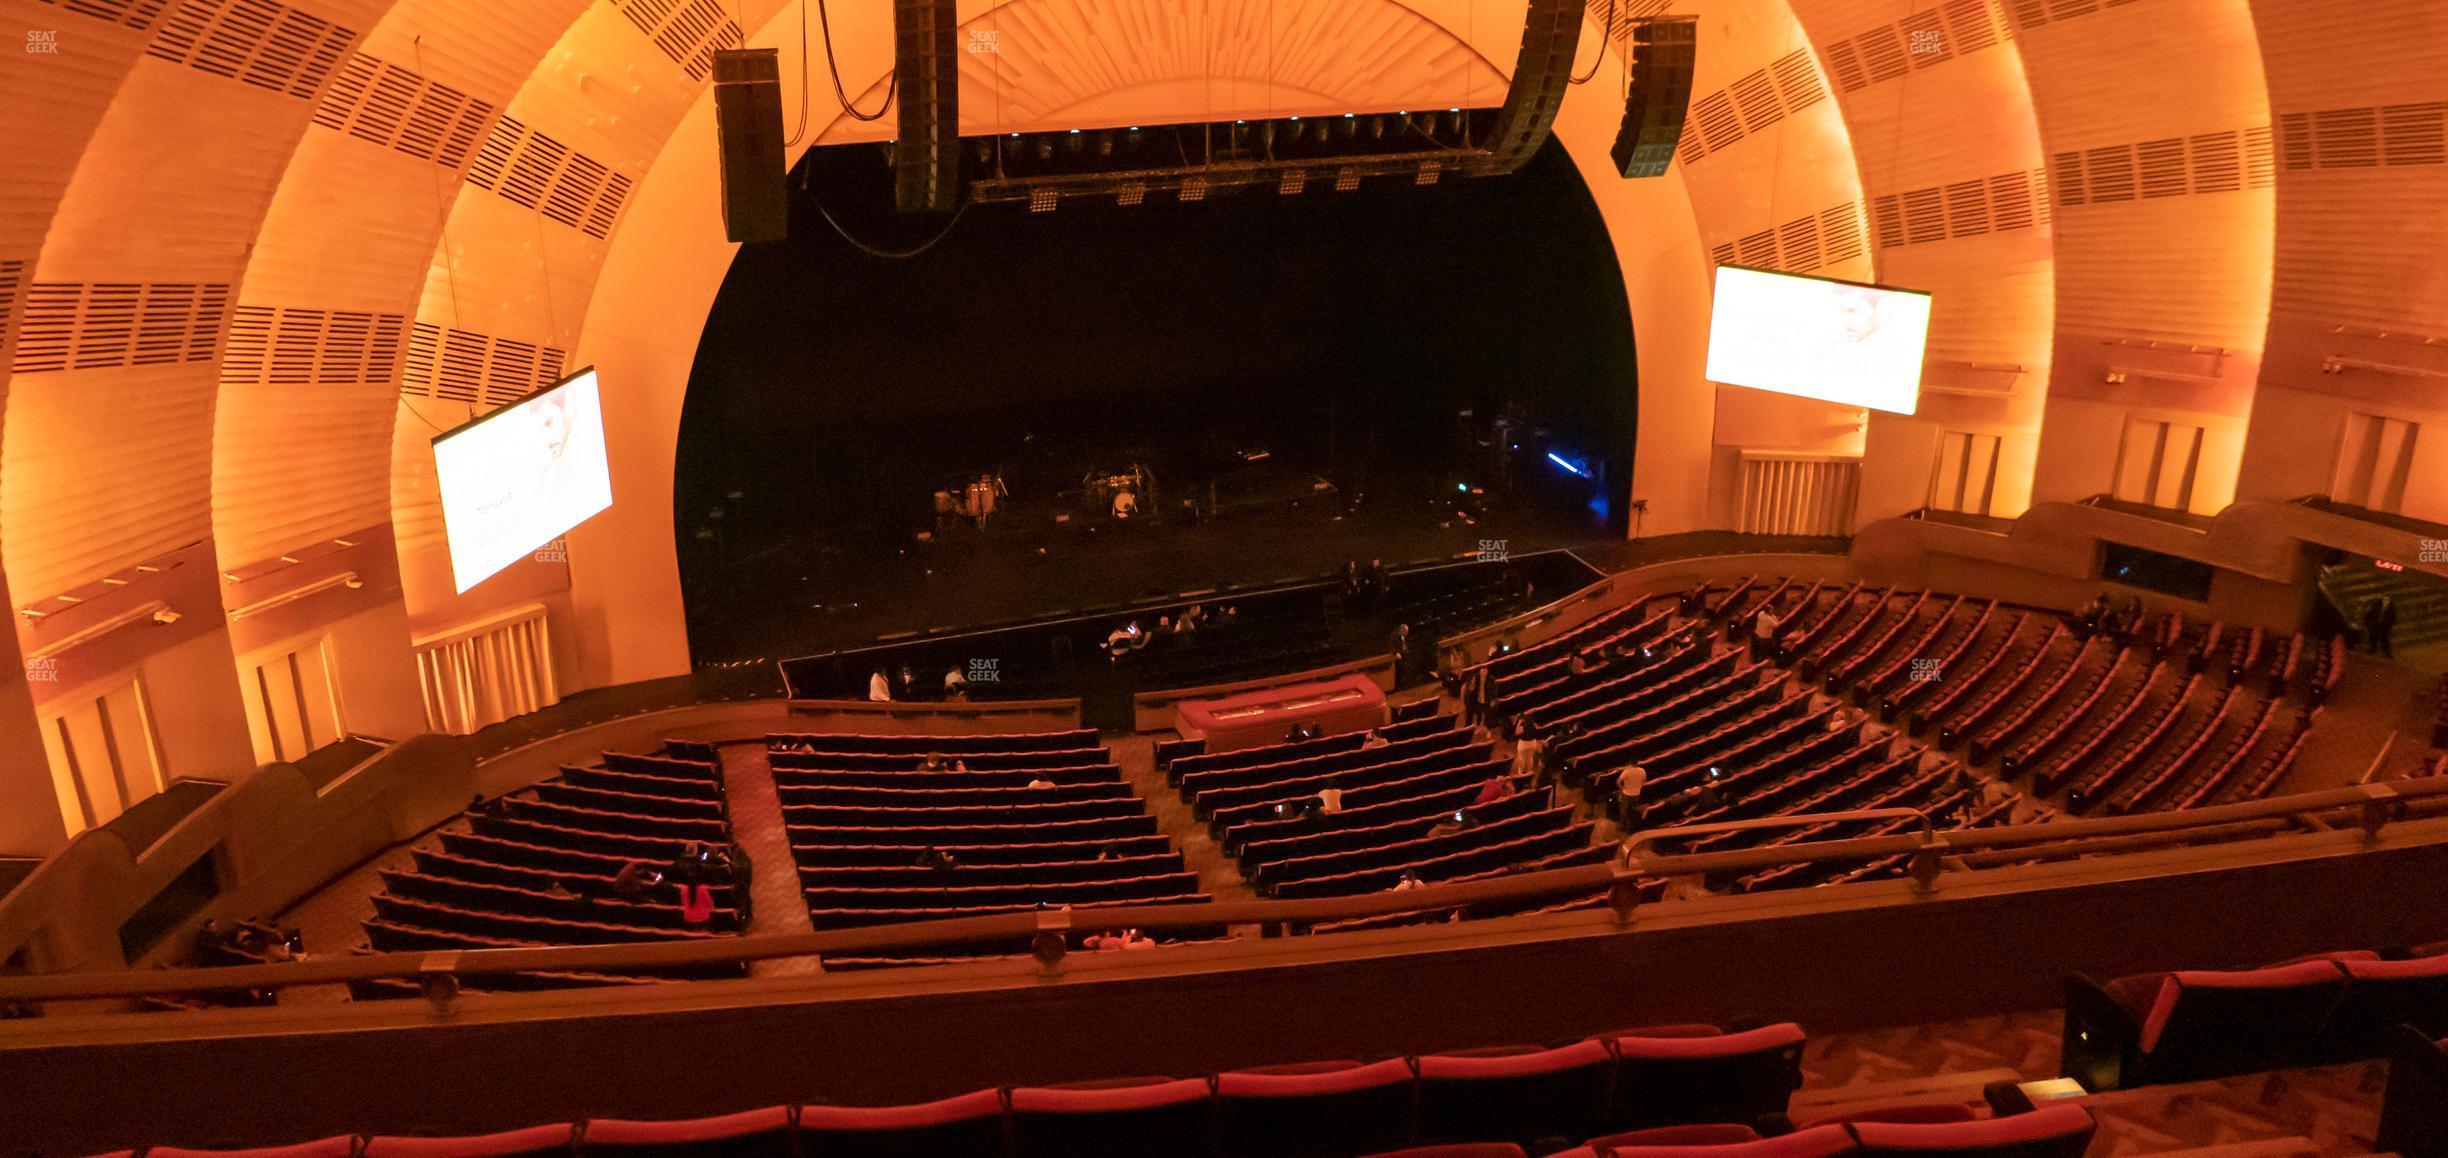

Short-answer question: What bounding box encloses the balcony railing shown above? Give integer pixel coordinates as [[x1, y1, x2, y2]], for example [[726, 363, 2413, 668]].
[[3, 776, 2444, 1012]]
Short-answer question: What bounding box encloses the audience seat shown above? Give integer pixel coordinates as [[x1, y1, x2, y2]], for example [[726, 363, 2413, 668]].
[[1597, 1023, 1806, 1130], [795, 1089, 1007, 1157], [143, 1142, 360, 1158], [1414, 1039, 1613, 1146], [2324, 949, 2448, 1048], [1561, 1124, 1856, 1158], [1007, 1076, 1214, 1158], [2378, 1026, 2448, 1158], [1361, 1147, 1528, 1158], [2063, 960, 2348, 1088], [579, 1105, 793, 1156], [1214, 1057, 1417, 1158], [1847, 1104, 2095, 1158], [360, 1123, 576, 1156]]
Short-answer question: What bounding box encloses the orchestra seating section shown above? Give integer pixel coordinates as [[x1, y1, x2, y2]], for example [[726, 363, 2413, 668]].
[[345, 747, 748, 998], [1159, 711, 1597, 905], [768, 728, 1220, 965], [258, 574, 2349, 994], [1701, 578, 2328, 818]]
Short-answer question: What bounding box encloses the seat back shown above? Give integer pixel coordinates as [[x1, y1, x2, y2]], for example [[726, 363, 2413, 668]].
[[1602, 1024, 1806, 1130], [362, 1123, 577, 1156], [2137, 961, 2348, 1081], [1414, 1040, 1614, 1146], [796, 1089, 1008, 1158], [1847, 1105, 2096, 1158], [580, 1105, 793, 1157], [1214, 1057, 1416, 1158], [2331, 953, 2448, 1048], [147, 1141, 361, 1158], [1578, 1123, 1857, 1158], [1007, 1077, 1214, 1158]]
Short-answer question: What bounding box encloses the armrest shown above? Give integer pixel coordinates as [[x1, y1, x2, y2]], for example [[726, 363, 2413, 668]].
[[2378, 1025, 2448, 1158], [2060, 974, 2142, 1092]]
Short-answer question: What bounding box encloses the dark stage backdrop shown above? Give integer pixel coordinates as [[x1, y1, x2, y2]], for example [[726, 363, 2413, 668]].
[[676, 135, 1635, 659]]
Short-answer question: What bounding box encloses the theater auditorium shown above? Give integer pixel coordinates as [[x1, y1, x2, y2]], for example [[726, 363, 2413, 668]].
[[2, 0, 2448, 1154]]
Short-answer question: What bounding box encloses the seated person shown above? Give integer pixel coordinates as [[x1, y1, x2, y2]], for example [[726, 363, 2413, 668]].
[[1084, 928, 1156, 951]]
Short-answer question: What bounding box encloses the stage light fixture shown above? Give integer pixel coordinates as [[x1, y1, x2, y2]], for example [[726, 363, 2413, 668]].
[[1279, 168, 1308, 195], [1180, 176, 1209, 202], [1335, 167, 1363, 192], [1118, 182, 1146, 206], [1030, 187, 1060, 213]]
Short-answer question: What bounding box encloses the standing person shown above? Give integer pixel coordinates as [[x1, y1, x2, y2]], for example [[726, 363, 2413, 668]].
[[1343, 559, 1365, 600], [725, 842, 755, 925], [1752, 606, 1784, 662], [943, 666, 970, 701], [896, 665, 919, 701], [2368, 595, 2398, 657], [1511, 727, 1548, 783], [1387, 622, 1413, 681], [1615, 763, 1649, 828], [867, 669, 893, 702]]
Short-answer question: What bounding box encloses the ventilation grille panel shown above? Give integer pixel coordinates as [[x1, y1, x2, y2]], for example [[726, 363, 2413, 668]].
[[462, 117, 635, 240], [1707, 202, 1868, 275], [311, 53, 496, 169], [400, 322, 570, 408], [12, 282, 230, 373], [1677, 49, 1837, 169], [143, 0, 353, 101], [31, 0, 172, 31], [610, 0, 742, 82], [222, 306, 406, 386]]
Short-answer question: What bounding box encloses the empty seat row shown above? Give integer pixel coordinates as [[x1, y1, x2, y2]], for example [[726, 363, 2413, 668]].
[[94, 1023, 1805, 1158]]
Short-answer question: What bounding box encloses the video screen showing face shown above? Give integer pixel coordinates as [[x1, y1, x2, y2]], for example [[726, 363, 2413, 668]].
[[433, 369, 614, 592]]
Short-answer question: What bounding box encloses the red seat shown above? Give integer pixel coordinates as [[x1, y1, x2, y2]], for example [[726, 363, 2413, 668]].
[[1600, 1023, 1806, 1130], [1215, 1056, 1416, 1158], [1008, 1076, 1213, 1158], [1567, 1123, 1856, 1158], [2330, 951, 2448, 1049], [1581, 1124, 1765, 1149], [796, 1089, 1007, 1158], [1849, 1104, 2096, 1158], [581, 1105, 792, 1156], [362, 1123, 576, 1156], [1415, 1039, 1614, 1147], [147, 1141, 359, 1158], [2065, 960, 2348, 1087], [1361, 1146, 1530, 1158]]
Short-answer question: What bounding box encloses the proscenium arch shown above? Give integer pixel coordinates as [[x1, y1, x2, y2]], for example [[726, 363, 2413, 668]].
[[558, 0, 1793, 687]]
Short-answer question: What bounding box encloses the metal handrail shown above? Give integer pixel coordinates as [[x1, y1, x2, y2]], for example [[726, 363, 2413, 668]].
[[1620, 807, 1933, 859], [5, 778, 2446, 1007]]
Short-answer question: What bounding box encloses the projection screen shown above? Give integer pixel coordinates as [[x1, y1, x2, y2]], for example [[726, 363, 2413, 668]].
[[433, 367, 614, 593], [1704, 266, 1933, 415]]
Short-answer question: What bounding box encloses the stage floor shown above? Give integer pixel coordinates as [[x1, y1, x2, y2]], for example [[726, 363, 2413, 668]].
[[684, 487, 1621, 664]]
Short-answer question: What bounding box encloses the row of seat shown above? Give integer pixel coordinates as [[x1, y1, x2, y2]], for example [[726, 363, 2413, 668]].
[[352, 748, 742, 996], [2062, 941, 2448, 1088], [773, 729, 1214, 950], [90, 1022, 1809, 1158]]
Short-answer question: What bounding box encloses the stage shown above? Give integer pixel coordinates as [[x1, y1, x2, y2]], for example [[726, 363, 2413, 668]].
[[687, 470, 1618, 666]]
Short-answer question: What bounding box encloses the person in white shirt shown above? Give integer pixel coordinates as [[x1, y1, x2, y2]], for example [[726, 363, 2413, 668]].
[[1752, 607, 1784, 662], [867, 670, 892, 702], [1615, 763, 1648, 827], [1316, 787, 1343, 815]]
